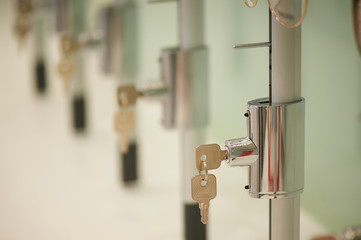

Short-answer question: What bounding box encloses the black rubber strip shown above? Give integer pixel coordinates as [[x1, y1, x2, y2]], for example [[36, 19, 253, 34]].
[[185, 203, 206, 240], [122, 143, 137, 183], [72, 95, 86, 132], [35, 59, 47, 94]]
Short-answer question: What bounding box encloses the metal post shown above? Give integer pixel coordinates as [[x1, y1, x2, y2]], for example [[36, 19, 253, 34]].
[[179, 0, 207, 240], [33, 7, 47, 94], [71, 0, 87, 132], [179, 0, 208, 240], [270, 0, 302, 239], [116, 0, 139, 184]]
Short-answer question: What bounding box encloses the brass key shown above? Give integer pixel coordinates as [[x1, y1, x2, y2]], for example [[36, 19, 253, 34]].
[[114, 109, 135, 153], [14, 15, 30, 46], [13, 0, 33, 47], [191, 174, 217, 224], [117, 85, 142, 107], [57, 57, 74, 89], [60, 35, 79, 55], [58, 35, 78, 87], [195, 144, 228, 171]]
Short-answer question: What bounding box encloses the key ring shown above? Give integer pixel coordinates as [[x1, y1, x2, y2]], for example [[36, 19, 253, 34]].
[[199, 161, 209, 182]]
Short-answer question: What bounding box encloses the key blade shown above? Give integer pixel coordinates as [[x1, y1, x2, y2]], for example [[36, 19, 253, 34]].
[[120, 133, 129, 153], [114, 109, 134, 154], [195, 144, 224, 171], [113, 110, 135, 133], [58, 58, 74, 82], [191, 175, 216, 225], [191, 174, 217, 201], [60, 35, 79, 54], [117, 85, 140, 107], [199, 202, 209, 224]]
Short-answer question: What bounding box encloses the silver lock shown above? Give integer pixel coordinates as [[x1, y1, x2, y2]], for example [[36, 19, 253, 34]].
[[225, 137, 258, 167], [223, 97, 305, 199], [246, 97, 305, 199], [160, 48, 178, 129], [137, 48, 178, 129]]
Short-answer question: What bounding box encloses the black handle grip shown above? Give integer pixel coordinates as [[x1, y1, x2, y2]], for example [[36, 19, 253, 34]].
[[35, 59, 47, 94], [121, 143, 137, 183], [72, 95, 87, 132], [185, 204, 207, 240]]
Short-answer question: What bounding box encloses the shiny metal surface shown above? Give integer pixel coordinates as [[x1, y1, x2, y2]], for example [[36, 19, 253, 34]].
[[99, 2, 137, 79], [233, 42, 271, 49], [247, 97, 305, 199], [137, 48, 177, 128], [160, 48, 178, 129], [138, 81, 167, 98], [270, 196, 300, 239], [176, 46, 208, 128], [225, 137, 258, 167], [270, 2, 302, 239]]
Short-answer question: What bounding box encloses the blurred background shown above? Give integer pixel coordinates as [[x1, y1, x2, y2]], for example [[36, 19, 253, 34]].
[[0, 0, 360, 239]]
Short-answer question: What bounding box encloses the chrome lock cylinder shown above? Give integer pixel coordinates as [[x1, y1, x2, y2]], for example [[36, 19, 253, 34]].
[[225, 137, 259, 167], [134, 47, 178, 129], [192, 97, 305, 223], [55, 2, 133, 83], [159, 47, 178, 129], [114, 47, 179, 152], [246, 98, 305, 199], [223, 98, 305, 198]]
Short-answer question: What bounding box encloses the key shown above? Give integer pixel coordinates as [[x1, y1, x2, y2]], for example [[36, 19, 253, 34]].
[[195, 144, 228, 171], [16, 0, 33, 15], [57, 57, 74, 89], [114, 109, 135, 153], [57, 35, 78, 88], [13, 0, 33, 46], [191, 174, 217, 224], [117, 85, 142, 107], [60, 35, 79, 55], [14, 15, 30, 46]]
